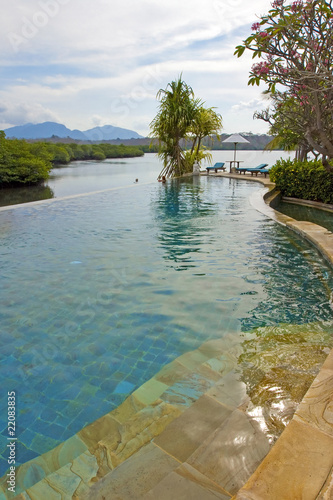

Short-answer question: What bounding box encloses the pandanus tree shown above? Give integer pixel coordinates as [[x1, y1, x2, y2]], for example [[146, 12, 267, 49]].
[[235, 0, 333, 170], [187, 106, 223, 165], [150, 76, 222, 179]]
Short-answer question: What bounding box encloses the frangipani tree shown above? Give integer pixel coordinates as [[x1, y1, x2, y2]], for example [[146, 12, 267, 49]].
[[255, 92, 314, 160], [235, 0, 333, 170]]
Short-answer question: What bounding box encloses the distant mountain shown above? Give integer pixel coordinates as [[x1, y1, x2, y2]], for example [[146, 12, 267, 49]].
[[3, 122, 143, 141], [83, 125, 143, 141]]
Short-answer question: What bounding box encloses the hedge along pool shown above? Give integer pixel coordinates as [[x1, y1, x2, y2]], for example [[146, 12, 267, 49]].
[[0, 153, 333, 475]]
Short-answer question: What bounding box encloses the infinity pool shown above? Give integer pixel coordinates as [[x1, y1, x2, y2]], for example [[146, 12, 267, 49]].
[[0, 161, 333, 475]]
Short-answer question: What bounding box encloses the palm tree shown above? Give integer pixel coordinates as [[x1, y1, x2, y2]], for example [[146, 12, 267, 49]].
[[188, 106, 222, 162], [150, 76, 200, 178]]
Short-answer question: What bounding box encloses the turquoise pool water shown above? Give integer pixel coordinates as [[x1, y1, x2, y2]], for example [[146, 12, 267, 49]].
[[0, 160, 333, 474], [277, 200, 333, 233]]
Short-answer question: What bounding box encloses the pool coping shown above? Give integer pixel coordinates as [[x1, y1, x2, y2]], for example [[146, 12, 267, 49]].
[[4, 171, 333, 499]]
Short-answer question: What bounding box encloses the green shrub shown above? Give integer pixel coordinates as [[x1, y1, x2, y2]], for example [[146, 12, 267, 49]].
[[269, 158, 333, 204], [0, 133, 53, 186]]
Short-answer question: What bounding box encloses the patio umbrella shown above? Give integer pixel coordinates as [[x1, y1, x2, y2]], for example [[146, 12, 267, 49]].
[[222, 133, 250, 162]]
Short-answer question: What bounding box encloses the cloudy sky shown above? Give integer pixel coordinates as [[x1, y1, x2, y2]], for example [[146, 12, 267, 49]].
[[0, 0, 273, 136]]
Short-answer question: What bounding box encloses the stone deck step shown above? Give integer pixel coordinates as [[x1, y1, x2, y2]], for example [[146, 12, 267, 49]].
[[7, 335, 244, 499], [6, 324, 331, 499], [82, 391, 270, 499], [232, 349, 333, 500]]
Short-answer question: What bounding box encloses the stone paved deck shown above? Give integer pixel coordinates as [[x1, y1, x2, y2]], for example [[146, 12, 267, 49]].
[[6, 171, 333, 499]]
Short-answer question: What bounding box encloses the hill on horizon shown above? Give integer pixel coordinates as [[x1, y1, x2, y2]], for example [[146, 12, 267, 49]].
[[3, 122, 143, 141]]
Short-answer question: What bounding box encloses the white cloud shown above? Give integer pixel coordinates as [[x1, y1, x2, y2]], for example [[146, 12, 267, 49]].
[[0, 101, 60, 129], [232, 98, 267, 112], [0, 0, 274, 135]]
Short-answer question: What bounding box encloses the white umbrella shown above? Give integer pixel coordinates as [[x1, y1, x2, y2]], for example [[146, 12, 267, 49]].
[[222, 133, 250, 162]]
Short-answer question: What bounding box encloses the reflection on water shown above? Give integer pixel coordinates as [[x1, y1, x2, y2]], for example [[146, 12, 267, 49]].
[[238, 322, 333, 444], [0, 184, 54, 207], [153, 177, 217, 269]]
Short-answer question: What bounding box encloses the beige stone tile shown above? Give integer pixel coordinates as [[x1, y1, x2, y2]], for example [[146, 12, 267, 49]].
[[24, 479, 62, 500], [132, 378, 169, 406], [321, 349, 333, 372], [159, 372, 216, 409], [187, 408, 270, 495], [198, 339, 229, 358], [42, 464, 81, 498], [155, 360, 193, 386], [294, 367, 333, 438], [176, 350, 211, 370], [96, 400, 182, 469], [12, 494, 31, 500], [235, 420, 333, 500], [77, 414, 120, 451], [203, 353, 237, 378], [196, 363, 230, 383], [42, 434, 88, 473], [82, 442, 179, 500], [70, 451, 99, 484], [317, 466, 333, 499], [145, 463, 232, 499], [206, 370, 249, 409], [11, 457, 52, 494], [110, 394, 146, 424], [154, 395, 233, 462]]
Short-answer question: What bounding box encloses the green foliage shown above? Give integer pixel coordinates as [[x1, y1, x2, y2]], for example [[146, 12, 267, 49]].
[[0, 132, 144, 187], [0, 134, 53, 186], [150, 76, 200, 178], [150, 76, 222, 178], [269, 158, 333, 203], [235, 0, 333, 166]]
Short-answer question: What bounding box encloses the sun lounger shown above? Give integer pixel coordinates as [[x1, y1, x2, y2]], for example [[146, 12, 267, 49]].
[[249, 167, 270, 178], [236, 163, 268, 175], [206, 162, 226, 173]]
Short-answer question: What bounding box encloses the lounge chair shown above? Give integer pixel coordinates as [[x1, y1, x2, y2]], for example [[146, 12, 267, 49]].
[[236, 163, 268, 175], [249, 167, 270, 178], [206, 162, 226, 174]]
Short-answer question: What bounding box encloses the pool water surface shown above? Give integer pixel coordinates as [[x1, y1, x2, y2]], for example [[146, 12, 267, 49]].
[[0, 158, 333, 476]]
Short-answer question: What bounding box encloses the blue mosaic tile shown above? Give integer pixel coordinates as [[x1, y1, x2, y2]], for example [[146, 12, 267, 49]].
[[33, 377, 52, 393], [40, 407, 58, 424], [100, 379, 118, 393], [30, 419, 51, 435], [66, 413, 89, 435], [153, 339, 168, 349], [0, 457, 8, 477], [59, 384, 83, 401], [105, 394, 124, 407], [136, 361, 147, 370], [43, 422, 66, 441], [17, 428, 36, 449], [113, 381, 135, 395], [17, 447, 39, 465], [142, 352, 156, 362], [29, 433, 59, 455]]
